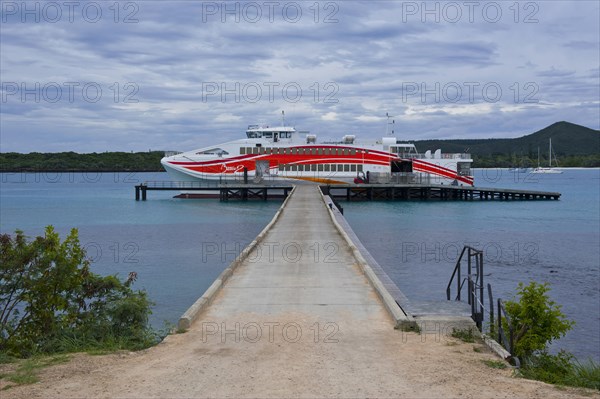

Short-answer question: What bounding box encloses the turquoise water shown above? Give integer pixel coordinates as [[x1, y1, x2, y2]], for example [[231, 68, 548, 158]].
[[0, 172, 281, 330], [343, 169, 600, 362]]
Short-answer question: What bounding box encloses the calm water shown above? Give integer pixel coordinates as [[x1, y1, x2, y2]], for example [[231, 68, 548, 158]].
[[343, 169, 600, 362], [1, 170, 598, 361], [0, 172, 282, 330]]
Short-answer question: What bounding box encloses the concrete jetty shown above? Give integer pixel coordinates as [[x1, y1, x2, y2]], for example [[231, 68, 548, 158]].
[[180, 184, 414, 330]]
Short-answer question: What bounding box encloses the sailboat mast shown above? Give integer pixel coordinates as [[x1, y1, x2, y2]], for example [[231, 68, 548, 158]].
[[549, 138, 552, 167]]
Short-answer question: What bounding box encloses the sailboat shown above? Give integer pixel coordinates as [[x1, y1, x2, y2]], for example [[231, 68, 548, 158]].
[[531, 138, 563, 174]]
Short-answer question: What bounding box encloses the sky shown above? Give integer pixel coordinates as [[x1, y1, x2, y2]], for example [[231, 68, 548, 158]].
[[1, 0, 599, 153]]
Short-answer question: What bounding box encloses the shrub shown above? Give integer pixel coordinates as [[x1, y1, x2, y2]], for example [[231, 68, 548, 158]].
[[502, 281, 574, 360], [0, 227, 155, 357]]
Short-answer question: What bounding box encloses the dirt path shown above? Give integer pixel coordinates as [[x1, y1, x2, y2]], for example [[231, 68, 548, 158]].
[[2, 320, 595, 398]]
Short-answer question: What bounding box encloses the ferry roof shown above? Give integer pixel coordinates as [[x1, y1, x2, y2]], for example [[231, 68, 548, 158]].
[[246, 125, 296, 132]]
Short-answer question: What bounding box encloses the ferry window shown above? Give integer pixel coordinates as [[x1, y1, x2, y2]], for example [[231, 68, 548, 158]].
[[197, 148, 228, 155], [351, 165, 357, 172], [279, 164, 284, 171], [344, 164, 350, 172], [260, 147, 266, 154], [311, 164, 317, 172], [343, 149, 349, 155], [291, 165, 297, 171], [318, 148, 323, 155], [291, 148, 297, 155], [358, 165, 363, 172], [318, 164, 324, 172], [337, 164, 343, 171], [296, 165, 302, 171], [252, 148, 259, 154], [264, 132, 273, 139], [240, 147, 246, 155], [350, 149, 356, 156]]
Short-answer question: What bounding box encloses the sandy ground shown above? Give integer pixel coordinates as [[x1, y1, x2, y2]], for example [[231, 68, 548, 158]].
[[2, 309, 597, 398]]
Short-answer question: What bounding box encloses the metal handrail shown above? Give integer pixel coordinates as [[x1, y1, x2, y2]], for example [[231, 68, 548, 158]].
[[447, 246, 485, 330]]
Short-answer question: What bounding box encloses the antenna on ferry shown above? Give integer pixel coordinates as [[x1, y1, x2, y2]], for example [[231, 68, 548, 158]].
[[281, 110, 285, 127], [386, 113, 395, 136]]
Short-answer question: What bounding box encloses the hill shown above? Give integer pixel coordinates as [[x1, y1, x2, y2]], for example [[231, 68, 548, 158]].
[[406, 122, 600, 167]]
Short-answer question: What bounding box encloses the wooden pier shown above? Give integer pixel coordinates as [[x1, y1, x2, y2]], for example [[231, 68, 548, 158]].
[[321, 184, 561, 201], [135, 181, 560, 201], [134, 181, 293, 201]]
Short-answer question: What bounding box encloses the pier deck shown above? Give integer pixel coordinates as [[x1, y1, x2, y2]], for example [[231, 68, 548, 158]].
[[135, 181, 561, 201], [134, 181, 293, 200], [323, 184, 561, 201], [197, 184, 403, 320]]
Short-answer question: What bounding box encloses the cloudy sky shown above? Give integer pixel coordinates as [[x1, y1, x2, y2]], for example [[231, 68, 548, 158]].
[[1, 0, 598, 153]]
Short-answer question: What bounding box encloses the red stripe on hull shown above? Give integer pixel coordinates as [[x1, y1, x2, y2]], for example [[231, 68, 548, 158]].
[[413, 160, 473, 185]]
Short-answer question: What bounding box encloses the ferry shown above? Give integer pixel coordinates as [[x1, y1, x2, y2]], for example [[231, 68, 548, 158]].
[[161, 119, 474, 186]]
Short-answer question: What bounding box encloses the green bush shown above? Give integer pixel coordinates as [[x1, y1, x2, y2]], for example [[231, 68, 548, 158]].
[[0, 227, 156, 357], [501, 281, 599, 390], [503, 281, 574, 360]]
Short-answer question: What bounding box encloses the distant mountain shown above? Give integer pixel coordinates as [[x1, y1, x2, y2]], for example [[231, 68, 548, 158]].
[[404, 121, 599, 167], [407, 122, 599, 157]]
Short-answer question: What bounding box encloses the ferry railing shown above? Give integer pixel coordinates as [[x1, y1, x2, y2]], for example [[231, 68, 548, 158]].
[[409, 153, 471, 160], [447, 246, 485, 330]]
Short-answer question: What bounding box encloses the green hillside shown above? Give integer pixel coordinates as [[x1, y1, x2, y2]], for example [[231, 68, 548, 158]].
[[407, 122, 600, 167]]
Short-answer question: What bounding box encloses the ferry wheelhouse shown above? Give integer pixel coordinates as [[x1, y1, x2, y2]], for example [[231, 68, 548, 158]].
[[161, 124, 474, 186]]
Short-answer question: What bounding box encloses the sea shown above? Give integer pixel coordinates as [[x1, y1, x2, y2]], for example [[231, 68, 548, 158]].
[[0, 169, 598, 362]]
